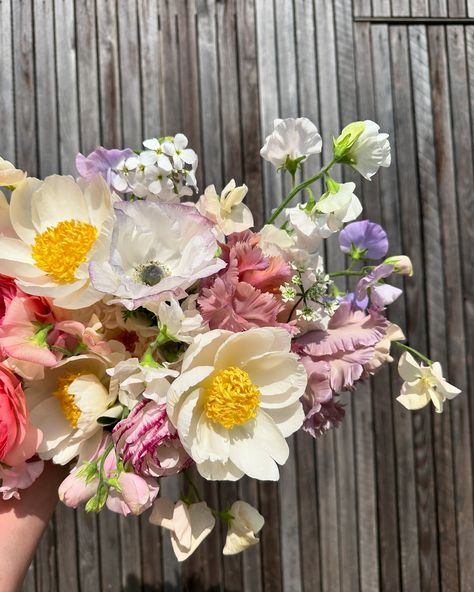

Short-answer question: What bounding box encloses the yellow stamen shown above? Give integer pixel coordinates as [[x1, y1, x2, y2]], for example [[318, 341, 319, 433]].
[[31, 219, 98, 284], [54, 372, 85, 429], [204, 366, 260, 429]]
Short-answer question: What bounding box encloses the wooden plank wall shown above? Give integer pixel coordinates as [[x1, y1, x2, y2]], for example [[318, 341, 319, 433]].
[[0, 0, 472, 590]]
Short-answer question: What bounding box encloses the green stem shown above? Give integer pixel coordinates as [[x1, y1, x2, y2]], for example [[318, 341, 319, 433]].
[[266, 158, 337, 224], [287, 295, 304, 322], [328, 270, 364, 278], [393, 341, 433, 366]]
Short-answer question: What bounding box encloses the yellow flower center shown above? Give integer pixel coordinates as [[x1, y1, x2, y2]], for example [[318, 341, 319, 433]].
[[204, 366, 260, 429], [54, 372, 85, 429], [31, 219, 98, 284]]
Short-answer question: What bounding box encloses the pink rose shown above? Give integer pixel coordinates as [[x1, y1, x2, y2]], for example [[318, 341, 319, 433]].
[[0, 363, 42, 466], [0, 274, 17, 327]]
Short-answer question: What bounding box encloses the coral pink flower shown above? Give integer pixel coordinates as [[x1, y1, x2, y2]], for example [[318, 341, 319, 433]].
[[0, 460, 44, 500], [199, 231, 295, 333], [113, 400, 192, 478], [0, 363, 42, 466]]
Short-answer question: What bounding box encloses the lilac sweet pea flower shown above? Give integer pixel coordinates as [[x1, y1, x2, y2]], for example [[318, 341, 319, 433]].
[[354, 264, 402, 310], [76, 147, 134, 192], [339, 219, 388, 260]]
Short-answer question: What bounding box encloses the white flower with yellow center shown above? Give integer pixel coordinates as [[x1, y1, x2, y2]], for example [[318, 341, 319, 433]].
[[0, 175, 114, 309], [167, 328, 307, 481], [27, 355, 121, 464], [396, 352, 461, 413]]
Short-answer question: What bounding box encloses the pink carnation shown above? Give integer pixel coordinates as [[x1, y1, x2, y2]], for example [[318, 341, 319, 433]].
[[113, 400, 192, 478], [199, 231, 295, 333]]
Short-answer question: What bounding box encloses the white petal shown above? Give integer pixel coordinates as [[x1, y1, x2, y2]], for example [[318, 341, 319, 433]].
[[398, 352, 421, 382], [181, 330, 231, 372], [194, 414, 230, 463], [264, 400, 304, 438], [396, 392, 430, 411], [196, 459, 244, 481], [9, 177, 43, 243], [167, 368, 213, 425]]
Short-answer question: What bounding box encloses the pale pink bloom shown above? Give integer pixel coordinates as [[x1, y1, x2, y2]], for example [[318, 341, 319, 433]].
[[363, 322, 405, 375], [0, 157, 26, 187], [58, 466, 99, 508], [103, 450, 159, 516], [113, 399, 192, 478], [150, 497, 215, 562], [0, 460, 44, 500]]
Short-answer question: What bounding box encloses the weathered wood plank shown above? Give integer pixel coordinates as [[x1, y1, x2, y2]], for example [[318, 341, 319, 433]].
[[0, 0, 15, 163], [76, 509, 101, 592], [98, 511, 121, 592]]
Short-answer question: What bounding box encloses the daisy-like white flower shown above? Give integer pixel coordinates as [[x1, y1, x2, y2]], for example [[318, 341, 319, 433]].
[[260, 117, 322, 170], [89, 201, 225, 310], [0, 175, 114, 309], [0, 157, 26, 187], [196, 179, 254, 236], [27, 354, 122, 464], [167, 327, 307, 481], [334, 120, 391, 180], [161, 133, 198, 170], [396, 352, 461, 413], [223, 501, 265, 555]]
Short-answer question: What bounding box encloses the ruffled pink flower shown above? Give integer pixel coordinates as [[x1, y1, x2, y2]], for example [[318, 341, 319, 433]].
[[113, 400, 192, 478], [294, 302, 388, 435], [0, 460, 44, 500], [199, 231, 295, 333]]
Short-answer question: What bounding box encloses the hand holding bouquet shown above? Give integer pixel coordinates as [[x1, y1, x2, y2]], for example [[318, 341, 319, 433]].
[[0, 118, 461, 560]]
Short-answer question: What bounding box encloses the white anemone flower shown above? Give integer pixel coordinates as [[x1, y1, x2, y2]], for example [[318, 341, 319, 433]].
[[335, 120, 391, 180], [196, 179, 254, 236], [223, 501, 265, 555], [396, 352, 461, 413], [167, 327, 307, 481], [27, 354, 122, 465], [0, 175, 114, 309], [260, 117, 322, 169], [89, 201, 226, 310]]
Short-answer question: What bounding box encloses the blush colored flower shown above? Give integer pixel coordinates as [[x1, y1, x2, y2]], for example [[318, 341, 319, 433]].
[[113, 399, 192, 478], [0, 363, 42, 466], [223, 501, 265, 555], [0, 460, 44, 500], [0, 157, 26, 187], [89, 201, 225, 310], [339, 219, 389, 260], [150, 497, 215, 561], [76, 146, 135, 192], [197, 180, 254, 236], [106, 470, 159, 516]]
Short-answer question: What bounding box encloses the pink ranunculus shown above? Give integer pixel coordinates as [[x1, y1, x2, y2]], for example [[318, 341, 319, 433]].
[[0, 460, 44, 500], [113, 400, 192, 478], [0, 363, 42, 466]]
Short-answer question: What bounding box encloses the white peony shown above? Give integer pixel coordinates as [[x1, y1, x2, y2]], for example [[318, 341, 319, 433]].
[[167, 327, 307, 481], [260, 117, 322, 169], [27, 355, 122, 464], [397, 352, 461, 413], [0, 175, 114, 309]]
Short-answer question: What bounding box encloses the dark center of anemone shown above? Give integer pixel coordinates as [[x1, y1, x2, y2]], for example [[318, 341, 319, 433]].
[[139, 263, 165, 286]]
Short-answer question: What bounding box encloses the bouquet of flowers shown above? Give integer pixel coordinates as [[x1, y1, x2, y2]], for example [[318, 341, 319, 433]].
[[0, 117, 461, 560]]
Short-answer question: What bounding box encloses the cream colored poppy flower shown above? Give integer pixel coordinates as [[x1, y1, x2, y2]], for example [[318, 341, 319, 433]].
[[0, 157, 26, 187], [223, 501, 264, 555], [27, 354, 122, 465], [167, 327, 307, 481], [0, 175, 113, 309], [196, 179, 254, 236]]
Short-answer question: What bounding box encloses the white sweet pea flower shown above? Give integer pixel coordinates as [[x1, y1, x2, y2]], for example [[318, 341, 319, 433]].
[[260, 117, 322, 170], [223, 501, 265, 555], [396, 352, 461, 413], [334, 120, 391, 180], [150, 498, 215, 562], [196, 179, 254, 236], [0, 157, 26, 187], [316, 181, 362, 231], [146, 296, 206, 344], [107, 358, 178, 409]]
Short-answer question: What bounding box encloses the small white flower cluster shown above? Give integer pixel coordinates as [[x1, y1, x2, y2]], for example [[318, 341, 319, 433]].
[[114, 134, 198, 202]]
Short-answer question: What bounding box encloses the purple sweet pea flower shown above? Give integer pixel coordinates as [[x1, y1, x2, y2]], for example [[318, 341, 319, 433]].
[[354, 263, 402, 310], [76, 146, 134, 191], [339, 219, 389, 260]]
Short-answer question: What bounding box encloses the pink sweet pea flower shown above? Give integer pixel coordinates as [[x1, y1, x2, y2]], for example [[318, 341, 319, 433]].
[[58, 466, 99, 508], [0, 460, 44, 500]]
